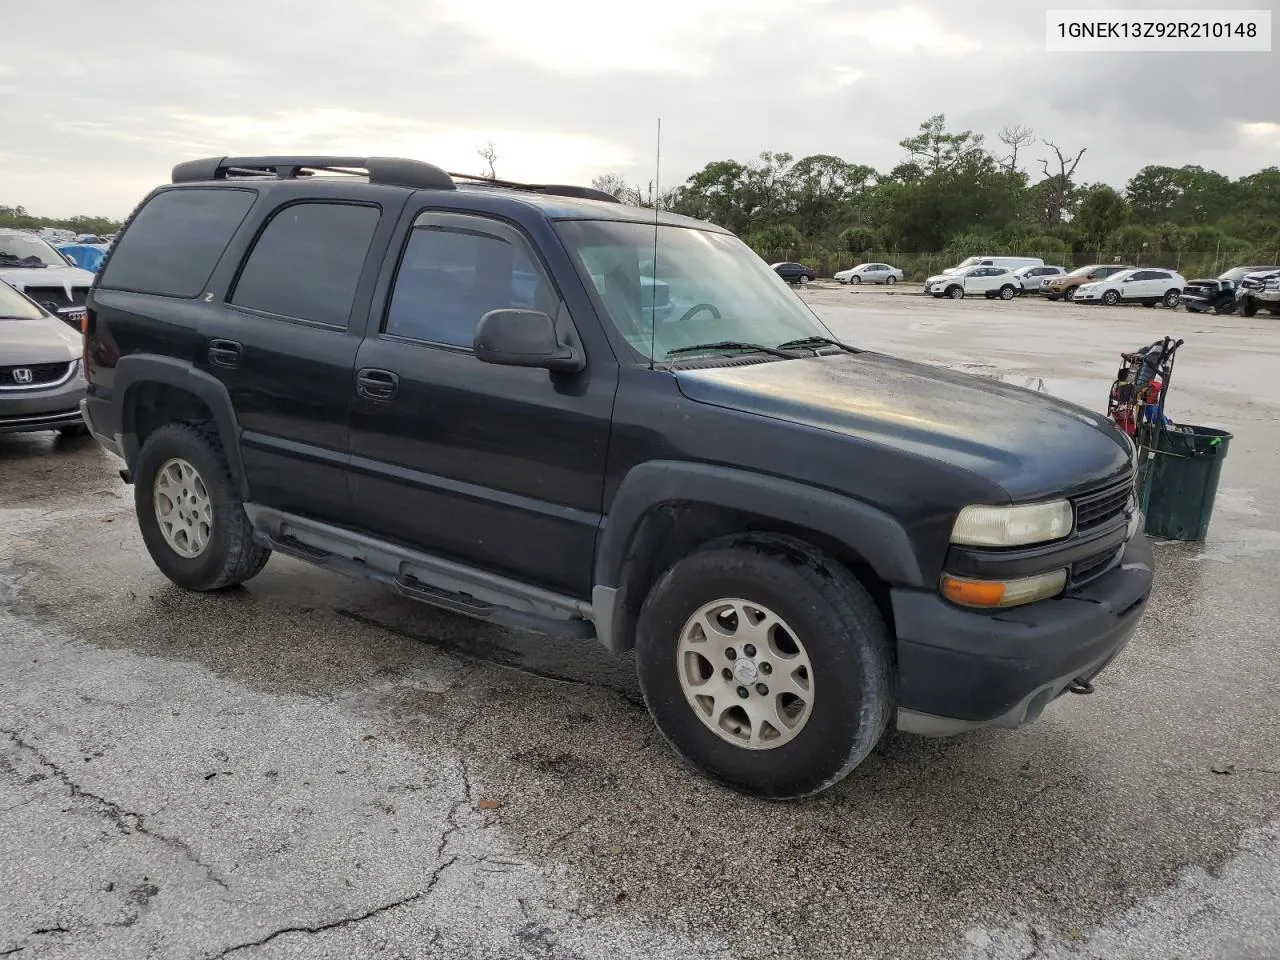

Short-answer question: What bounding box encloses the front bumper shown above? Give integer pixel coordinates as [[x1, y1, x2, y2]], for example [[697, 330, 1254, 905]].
[[0, 373, 87, 434], [892, 532, 1153, 736]]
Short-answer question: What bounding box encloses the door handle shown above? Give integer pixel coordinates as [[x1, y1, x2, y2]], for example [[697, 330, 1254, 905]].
[[356, 368, 399, 401], [208, 339, 242, 368]]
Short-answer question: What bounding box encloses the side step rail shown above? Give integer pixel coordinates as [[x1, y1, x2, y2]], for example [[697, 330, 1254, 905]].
[[248, 507, 596, 641]]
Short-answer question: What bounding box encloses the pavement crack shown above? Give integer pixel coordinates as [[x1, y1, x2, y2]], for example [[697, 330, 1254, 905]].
[[209, 855, 458, 958], [1, 728, 229, 891], [435, 757, 474, 862]]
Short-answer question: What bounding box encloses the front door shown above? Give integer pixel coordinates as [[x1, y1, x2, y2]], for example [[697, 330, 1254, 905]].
[[347, 208, 617, 598]]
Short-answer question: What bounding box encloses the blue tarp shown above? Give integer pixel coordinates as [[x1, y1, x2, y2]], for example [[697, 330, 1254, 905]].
[[57, 243, 108, 273]]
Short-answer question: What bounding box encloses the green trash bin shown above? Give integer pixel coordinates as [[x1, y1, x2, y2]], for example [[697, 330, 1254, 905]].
[[1136, 423, 1232, 541]]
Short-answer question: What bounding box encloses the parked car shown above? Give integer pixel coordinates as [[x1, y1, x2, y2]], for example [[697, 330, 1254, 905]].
[[936, 256, 1044, 278], [81, 154, 1152, 799], [1042, 264, 1134, 301], [1012, 264, 1065, 293], [1235, 270, 1280, 316], [834, 262, 903, 285], [1181, 266, 1280, 315], [0, 228, 96, 329], [1074, 268, 1186, 308], [771, 261, 816, 284], [924, 265, 1020, 300], [0, 280, 88, 435]]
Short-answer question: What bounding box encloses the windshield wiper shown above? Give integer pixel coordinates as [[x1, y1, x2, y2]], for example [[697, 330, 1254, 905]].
[[775, 335, 861, 355], [664, 341, 800, 361]]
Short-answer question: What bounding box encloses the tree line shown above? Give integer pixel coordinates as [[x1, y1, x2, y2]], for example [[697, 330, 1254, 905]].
[[0, 205, 121, 237], [592, 114, 1280, 276]]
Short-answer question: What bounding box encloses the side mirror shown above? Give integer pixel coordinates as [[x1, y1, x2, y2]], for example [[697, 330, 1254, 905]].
[[474, 308, 585, 373]]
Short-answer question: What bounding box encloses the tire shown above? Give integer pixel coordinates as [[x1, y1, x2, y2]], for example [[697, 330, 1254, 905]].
[[798, 275, 810, 286], [852, 276, 862, 285], [999, 285, 1016, 301], [1163, 289, 1181, 308], [635, 535, 892, 799], [947, 285, 964, 300], [134, 422, 270, 592], [886, 276, 897, 286], [1063, 286, 1077, 301], [1240, 297, 1258, 317], [1102, 290, 1121, 306]]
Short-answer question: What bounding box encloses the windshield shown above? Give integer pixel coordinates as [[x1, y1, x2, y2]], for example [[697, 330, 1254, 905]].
[[0, 281, 46, 320], [555, 220, 832, 362], [0, 232, 68, 268]]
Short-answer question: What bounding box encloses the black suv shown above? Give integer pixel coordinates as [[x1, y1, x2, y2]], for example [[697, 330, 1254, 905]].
[[81, 155, 1153, 798]]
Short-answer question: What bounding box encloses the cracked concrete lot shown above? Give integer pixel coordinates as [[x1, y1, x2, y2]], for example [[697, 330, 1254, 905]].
[[2, 288, 1279, 959]]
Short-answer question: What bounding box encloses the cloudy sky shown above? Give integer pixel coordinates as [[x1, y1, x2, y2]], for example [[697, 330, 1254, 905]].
[[3, 0, 1276, 218]]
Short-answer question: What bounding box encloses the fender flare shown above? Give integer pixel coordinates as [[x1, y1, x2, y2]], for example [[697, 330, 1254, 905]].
[[589, 461, 924, 653], [114, 354, 249, 498]]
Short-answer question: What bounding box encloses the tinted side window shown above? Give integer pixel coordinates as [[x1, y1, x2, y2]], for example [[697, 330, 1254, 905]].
[[384, 219, 556, 348], [99, 188, 256, 298], [231, 202, 380, 328]]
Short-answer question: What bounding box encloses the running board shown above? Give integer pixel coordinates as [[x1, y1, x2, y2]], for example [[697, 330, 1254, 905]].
[[246, 505, 596, 640]]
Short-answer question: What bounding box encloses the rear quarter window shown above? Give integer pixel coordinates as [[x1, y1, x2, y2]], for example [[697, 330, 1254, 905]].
[[99, 188, 257, 298]]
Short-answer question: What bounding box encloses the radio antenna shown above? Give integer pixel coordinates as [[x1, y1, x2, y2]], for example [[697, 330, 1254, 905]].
[[649, 117, 661, 370]]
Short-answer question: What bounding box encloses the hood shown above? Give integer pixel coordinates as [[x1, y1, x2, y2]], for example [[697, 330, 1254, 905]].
[[0, 313, 82, 364], [674, 352, 1132, 500], [0, 263, 96, 293], [926, 273, 953, 284]]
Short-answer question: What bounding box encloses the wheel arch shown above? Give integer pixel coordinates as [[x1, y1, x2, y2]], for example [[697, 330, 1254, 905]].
[[591, 462, 922, 654], [114, 355, 248, 498]]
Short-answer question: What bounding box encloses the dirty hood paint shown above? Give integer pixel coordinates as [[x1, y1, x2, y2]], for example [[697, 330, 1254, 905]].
[[674, 352, 1133, 500]]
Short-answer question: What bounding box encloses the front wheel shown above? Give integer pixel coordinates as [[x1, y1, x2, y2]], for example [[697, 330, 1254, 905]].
[[852, 276, 862, 285], [948, 285, 965, 300], [1102, 290, 1121, 306], [636, 536, 892, 798], [135, 422, 270, 591], [1064, 286, 1077, 301]]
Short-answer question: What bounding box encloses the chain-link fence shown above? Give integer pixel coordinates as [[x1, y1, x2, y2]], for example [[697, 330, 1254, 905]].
[[756, 246, 1280, 283]]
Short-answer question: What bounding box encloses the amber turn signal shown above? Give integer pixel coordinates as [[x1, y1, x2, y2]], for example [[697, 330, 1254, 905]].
[[940, 569, 1067, 609]]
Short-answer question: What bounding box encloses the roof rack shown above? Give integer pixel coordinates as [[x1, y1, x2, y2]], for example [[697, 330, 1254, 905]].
[[171, 156, 456, 191], [446, 172, 621, 204], [170, 156, 621, 203]]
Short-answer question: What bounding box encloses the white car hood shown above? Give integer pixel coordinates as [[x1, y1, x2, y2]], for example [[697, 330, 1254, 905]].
[[0, 264, 96, 293]]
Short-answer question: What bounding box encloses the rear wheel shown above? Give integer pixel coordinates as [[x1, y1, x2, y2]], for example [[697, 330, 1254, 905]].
[[999, 285, 1016, 301], [798, 275, 810, 286], [1240, 297, 1258, 317], [636, 536, 892, 798], [886, 275, 897, 286], [135, 422, 270, 591], [1163, 289, 1181, 308]]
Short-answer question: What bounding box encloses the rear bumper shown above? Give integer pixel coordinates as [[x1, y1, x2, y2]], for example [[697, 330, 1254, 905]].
[[80, 396, 125, 459], [0, 375, 87, 434], [891, 532, 1154, 736]]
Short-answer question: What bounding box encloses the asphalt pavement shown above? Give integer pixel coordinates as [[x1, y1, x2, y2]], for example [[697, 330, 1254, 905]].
[[2, 288, 1278, 959]]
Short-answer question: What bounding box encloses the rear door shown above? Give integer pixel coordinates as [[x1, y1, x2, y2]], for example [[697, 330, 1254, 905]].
[[198, 185, 406, 521]]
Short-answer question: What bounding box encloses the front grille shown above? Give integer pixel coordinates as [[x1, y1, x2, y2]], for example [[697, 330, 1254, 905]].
[[1070, 546, 1123, 588], [20, 285, 89, 309], [1073, 476, 1133, 533], [0, 361, 73, 387]]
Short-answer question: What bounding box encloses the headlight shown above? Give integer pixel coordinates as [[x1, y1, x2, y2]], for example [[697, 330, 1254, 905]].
[[950, 500, 1074, 547]]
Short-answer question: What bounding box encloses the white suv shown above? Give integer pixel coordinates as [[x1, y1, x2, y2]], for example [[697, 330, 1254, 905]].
[[1013, 265, 1065, 293], [925, 266, 1020, 300], [1074, 268, 1186, 308]]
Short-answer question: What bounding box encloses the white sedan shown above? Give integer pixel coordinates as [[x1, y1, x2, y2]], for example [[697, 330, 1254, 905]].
[[924, 266, 1020, 300], [1074, 268, 1187, 308], [835, 262, 904, 285]]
